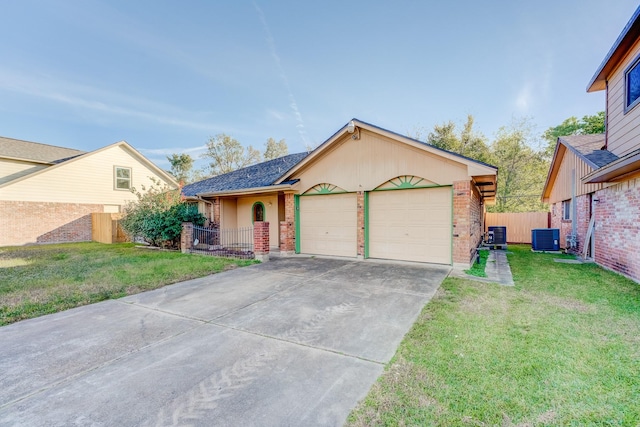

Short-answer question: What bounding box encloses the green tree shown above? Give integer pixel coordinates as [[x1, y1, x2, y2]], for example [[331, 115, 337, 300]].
[[425, 115, 491, 163], [489, 119, 548, 213], [201, 134, 261, 176], [120, 179, 205, 248], [542, 112, 605, 157], [167, 153, 193, 184], [264, 138, 288, 160]]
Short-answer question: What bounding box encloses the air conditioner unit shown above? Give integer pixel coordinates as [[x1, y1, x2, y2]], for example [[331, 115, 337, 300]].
[[488, 226, 507, 245], [531, 228, 560, 251]]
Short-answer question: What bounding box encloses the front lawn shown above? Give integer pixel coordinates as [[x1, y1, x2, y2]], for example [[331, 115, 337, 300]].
[[0, 242, 257, 326], [348, 245, 640, 426]]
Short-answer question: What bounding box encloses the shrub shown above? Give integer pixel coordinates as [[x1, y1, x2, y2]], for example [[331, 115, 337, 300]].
[[120, 180, 206, 248]]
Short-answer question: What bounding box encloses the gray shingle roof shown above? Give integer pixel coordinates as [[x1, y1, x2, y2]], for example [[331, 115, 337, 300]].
[[182, 152, 309, 197], [559, 134, 618, 168], [0, 136, 86, 163]]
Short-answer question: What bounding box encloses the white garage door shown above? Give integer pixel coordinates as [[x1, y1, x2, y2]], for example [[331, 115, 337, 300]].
[[299, 193, 357, 257], [368, 187, 452, 264]]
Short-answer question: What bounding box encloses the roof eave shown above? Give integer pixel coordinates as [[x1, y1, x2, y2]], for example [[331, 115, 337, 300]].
[[583, 149, 640, 183], [195, 183, 295, 198], [541, 140, 566, 202], [587, 6, 640, 92]]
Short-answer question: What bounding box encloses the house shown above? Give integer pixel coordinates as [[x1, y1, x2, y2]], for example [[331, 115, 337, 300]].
[[182, 119, 497, 268], [0, 137, 178, 246], [542, 6, 640, 282]]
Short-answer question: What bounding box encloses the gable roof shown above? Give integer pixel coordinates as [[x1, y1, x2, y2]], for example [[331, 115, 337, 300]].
[[587, 5, 640, 92], [0, 136, 86, 164], [182, 152, 309, 197], [0, 140, 178, 190]]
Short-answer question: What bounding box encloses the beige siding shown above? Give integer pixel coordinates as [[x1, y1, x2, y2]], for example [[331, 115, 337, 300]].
[[0, 159, 48, 185], [0, 145, 174, 205], [220, 198, 237, 229], [299, 193, 357, 257], [291, 129, 468, 193], [236, 194, 280, 247], [606, 37, 640, 157], [369, 187, 452, 264], [548, 149, 604, 203]]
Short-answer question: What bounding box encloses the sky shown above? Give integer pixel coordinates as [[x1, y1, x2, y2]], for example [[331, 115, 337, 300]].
[[0, 0, 638, 171]]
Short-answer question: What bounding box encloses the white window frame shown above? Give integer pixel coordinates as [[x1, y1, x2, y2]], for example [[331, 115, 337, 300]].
[[562, 200, 571, 221], [625, 54, 640, 113], [114, 166, 132, 190]]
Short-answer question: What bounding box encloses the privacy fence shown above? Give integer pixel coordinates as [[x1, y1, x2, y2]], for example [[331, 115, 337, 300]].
[[485, 212, 550, 244]]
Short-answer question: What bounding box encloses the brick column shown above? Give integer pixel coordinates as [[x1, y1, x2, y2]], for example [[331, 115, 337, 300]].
[[181, 222, 193, 254], [279, 192, 296, 254], [453, 180, 472, 267], [253, 221, 270, 262], [357, 191, 365, 258], [213, 197, 221, 225]]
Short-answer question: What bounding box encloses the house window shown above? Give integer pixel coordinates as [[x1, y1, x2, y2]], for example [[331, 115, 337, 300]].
[[252, 202, 265, 222], [115, 167, 132, 190], [625, 55, 640, 111], [562, 200, 571, 220]]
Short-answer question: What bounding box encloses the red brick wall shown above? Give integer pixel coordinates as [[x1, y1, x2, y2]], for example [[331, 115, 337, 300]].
[[453, 180, 482, 266], [253, 221, 270, 254], [0, 201, 103, 246], [550, 195, 592, 252], [594, 178, 640, 282], [279, 193, 295, 252], [357, 191, 365, 257]]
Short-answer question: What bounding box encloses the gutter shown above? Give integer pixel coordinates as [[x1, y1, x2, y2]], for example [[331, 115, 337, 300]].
[[195, 183, 296, 198]]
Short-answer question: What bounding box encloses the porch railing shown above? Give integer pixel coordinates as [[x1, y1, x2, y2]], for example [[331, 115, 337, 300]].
[[190, 225, 254, 259]]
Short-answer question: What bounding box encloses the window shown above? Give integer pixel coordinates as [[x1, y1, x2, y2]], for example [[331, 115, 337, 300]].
[[562, 200, 571, 221], [115, 167, 132, 190], [252, 202, 265, 222], [625, 55, 640, 111]]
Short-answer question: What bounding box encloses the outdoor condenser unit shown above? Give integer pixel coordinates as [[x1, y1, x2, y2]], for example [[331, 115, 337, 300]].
[[531, 228, 560, 251], [488, 226, 507, 245]]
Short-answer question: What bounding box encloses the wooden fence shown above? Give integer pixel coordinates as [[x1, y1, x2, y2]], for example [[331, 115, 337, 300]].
[[485, 212, 550, 244], [92, 213, 127, 244]]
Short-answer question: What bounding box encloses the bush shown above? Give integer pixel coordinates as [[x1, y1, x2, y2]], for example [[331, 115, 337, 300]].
[[120, 180, 206, 248]]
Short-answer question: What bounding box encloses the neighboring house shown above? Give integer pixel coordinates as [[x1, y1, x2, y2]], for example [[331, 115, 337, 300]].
[[542, 6, 640, 282], [183, 119, 497, 268], [0, 137, 178, 246]]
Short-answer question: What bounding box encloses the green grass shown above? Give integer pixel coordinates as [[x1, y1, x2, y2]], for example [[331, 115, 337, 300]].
[[348, 245, 640, 426], [0, 242, 257, 326], [464, 249, 489, 277]]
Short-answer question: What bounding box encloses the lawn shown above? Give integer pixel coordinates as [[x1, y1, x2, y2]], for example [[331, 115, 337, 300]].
[[348, 245, 640, 426], [0, 242, 257, 326]]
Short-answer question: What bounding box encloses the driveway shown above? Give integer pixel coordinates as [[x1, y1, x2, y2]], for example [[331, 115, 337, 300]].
[[0, 257, 449, 426]]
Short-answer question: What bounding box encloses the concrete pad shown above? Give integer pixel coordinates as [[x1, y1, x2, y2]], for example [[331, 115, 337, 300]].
[[0, 324, 383, 427], [217, 276, 440, 363], [252, 256, 355, 277], [0, 300, 199, 407], [122, 266, 302, 321]]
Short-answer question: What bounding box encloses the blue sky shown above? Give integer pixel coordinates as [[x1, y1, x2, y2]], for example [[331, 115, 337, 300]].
[[0, 0, 638, 170]]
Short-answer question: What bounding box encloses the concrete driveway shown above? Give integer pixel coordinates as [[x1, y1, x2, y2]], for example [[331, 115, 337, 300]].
[[0, 257, 449, 426]]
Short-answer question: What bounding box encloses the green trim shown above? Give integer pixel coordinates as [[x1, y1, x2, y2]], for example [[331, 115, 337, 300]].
[[388, 175, 425, 189], [450, 186, 454, 265], [251, 201, 266, 224], [364, 191, 369, 258], [371, 183, 449, 192], [294, 195, 300, 254], [299, 190, 350, 196]]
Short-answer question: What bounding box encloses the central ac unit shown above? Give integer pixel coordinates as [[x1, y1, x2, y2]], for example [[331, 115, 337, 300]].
[[531, 228, 560, 251]]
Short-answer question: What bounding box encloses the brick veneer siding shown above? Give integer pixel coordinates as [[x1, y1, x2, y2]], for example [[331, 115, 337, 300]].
[[453, 180, 483, 267], [213, 197, 221, 224], [593, 178, 640, 282], [279, 193, 296, 253], [357, 191, 365, 257], [550, 194, 592, 252], [0, 201, 103, 246], [253, 221, 270, 254]]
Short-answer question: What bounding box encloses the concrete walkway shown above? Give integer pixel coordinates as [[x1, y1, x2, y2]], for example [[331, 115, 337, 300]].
[[450, 249, 515, 286], [0, 257, 449, 427]]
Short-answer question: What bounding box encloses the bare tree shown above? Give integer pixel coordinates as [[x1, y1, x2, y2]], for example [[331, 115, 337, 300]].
[[201, 134, 261, 176]]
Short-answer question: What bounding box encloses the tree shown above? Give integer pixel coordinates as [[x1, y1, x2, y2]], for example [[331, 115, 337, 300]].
[[201, 134, 261, 176], [120, 179, 206, 248], [542, 112, 605, 157], [263, 138, 288, 160], [167, 153, 193, 184], [426, 115, 491, 163], [488, 119, 548, 213]]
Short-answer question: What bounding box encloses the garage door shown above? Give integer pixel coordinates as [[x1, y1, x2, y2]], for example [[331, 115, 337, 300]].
[[368, 187, 452, 264], [299, 193, 357, 257]]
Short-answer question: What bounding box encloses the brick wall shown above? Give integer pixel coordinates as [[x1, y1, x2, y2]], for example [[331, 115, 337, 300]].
[[453, 180, 482, 267], [357, 191, 365, 257], [279, 193, 296, 253], [550, 195, 592, 252], [593, 178, 640, 282], [0, 201, 103, 246]]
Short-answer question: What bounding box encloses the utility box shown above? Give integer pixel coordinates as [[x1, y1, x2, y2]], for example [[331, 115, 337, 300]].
[[531, 228, 560, 251], [488, 226, 507, 245]]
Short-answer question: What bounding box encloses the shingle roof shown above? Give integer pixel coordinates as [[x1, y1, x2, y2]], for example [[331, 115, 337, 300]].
[[558, 134, 619, 168], [182, 152, 309, 197], [0, 136, 86, 163]]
